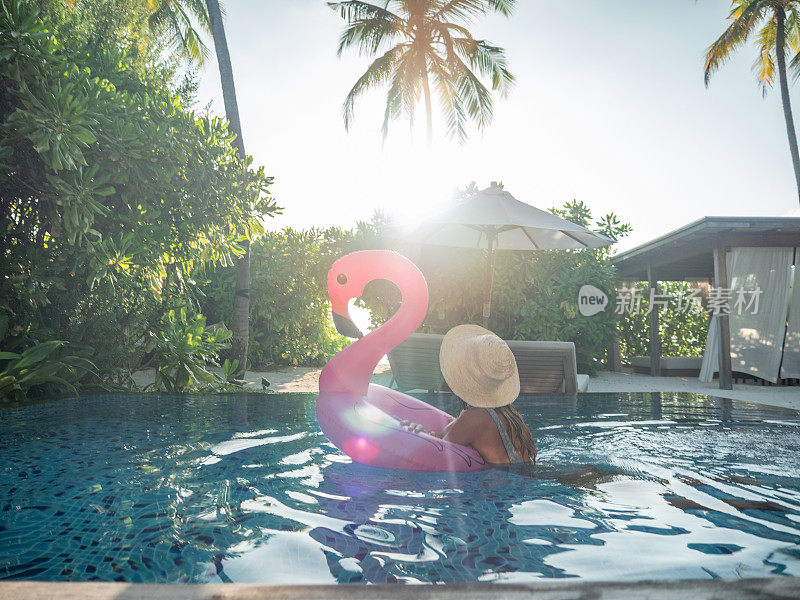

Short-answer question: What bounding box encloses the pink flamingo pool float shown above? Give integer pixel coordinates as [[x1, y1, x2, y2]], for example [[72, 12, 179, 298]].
[[316, 250, 487, 472]]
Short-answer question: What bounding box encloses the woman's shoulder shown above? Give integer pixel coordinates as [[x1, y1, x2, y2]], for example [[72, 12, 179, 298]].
[[458, 407, 490, 422]]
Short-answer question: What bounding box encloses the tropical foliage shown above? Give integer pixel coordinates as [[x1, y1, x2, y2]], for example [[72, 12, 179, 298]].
[[200, 223, 387, 368], [145, 0, 254, 376], [616, 282, 710, 362], [147, 0, 212, 66], [705, 0, 800, 203], [330, 0, 516, 143], [0, 341, 95, 405], [148, 308, 233, 393], [0, 1, 276, 398], [34, 0, 199, 101]]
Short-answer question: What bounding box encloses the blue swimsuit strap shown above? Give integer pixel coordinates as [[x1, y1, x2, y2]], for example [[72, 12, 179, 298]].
[[485, 408, 523, 464]]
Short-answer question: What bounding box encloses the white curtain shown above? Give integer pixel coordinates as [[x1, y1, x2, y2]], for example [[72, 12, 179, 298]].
[[699, 314, 718, 383], [700, 247, 794, 384], [781, 251, 800, 379]]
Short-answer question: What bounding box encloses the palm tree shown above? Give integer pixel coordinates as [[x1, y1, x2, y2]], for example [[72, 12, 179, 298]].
[[148, 0, 251, 374], [329, 0, 516, 145], [204, 0, 251, 376], [704, 1, 800, 204]]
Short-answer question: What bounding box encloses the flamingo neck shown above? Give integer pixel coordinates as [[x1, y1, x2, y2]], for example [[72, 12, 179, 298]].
[[320, 263, 428, 396]]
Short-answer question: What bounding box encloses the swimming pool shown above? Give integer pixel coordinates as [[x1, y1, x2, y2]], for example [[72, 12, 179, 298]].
[[1, 392, 799, 584]]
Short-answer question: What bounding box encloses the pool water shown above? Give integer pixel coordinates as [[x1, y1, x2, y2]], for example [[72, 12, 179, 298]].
[[2, 392, 800, 584]]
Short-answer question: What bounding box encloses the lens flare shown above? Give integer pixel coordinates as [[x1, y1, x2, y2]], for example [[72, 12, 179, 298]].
[[341, 402, 395, 437], [342, 436, 380, 463]]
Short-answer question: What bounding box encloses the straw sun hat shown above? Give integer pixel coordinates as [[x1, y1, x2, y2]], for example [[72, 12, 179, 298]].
[[439, 324, 520, 409]]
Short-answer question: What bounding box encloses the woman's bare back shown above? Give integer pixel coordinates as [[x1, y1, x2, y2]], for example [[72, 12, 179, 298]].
[[442, 408, 532, 464]]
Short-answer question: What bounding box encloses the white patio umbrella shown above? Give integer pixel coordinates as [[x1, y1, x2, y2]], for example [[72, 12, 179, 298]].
[[414, 182, 612, 328]]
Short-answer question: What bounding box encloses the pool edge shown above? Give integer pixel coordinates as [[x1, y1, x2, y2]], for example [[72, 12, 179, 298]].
[[0, 578, 798, 600]]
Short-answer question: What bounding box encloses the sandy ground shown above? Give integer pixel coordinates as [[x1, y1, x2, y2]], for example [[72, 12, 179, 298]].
[[131, 364, 799, 411], [130, 363, 394, 394]]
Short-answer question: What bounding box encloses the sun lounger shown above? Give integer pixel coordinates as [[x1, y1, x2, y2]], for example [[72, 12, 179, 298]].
[[505, 340, 589, 394], [388, 333, 589, 394], [387, 333, 446, 393]]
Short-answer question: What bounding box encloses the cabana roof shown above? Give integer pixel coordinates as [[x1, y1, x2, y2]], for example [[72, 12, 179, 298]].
[[611, 216, 800, 281]]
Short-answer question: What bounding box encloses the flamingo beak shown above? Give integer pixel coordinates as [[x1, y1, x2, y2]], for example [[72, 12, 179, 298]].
[[333, 311, 363, 339], [331, 297, 363, 339]]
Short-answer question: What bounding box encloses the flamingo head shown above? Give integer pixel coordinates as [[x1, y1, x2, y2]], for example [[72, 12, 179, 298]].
[[327, 252, 368, 339], [327, 250, 428, 340]]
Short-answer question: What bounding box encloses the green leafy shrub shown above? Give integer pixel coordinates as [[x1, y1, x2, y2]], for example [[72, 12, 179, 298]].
[[200, 228, 355, 368], [0, 340, 95, 404], [149, 308, 231, 393], [0, 1, 276, 392], [617, 281, 710, 361], [220, 358, 240, 384]]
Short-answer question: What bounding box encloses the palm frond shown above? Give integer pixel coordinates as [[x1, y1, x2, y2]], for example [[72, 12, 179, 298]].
[[444, 52, 494, 130], [431, 0, 516, 23], [382, 59, 413, 140], [785, 8, 800, 81], [182, 0, 212, 34], [790, 50, 800, 81], [337, 15, 402, 56], [148, 3, 171, 31], [486, 0, 516, 17], [786, 8, 800, 52], [429, 53, 468, 142], [147, 0, 210, 65], [380, 50, 423, 141], [343, 44, 406, 130], [434, 19, 473, 39], [452, 37, 514, 94], [704, 0, 768, 86], [381, 80, 402, 141], [328, 1, 404, 26], [167, 6, 210, 65], [753, 20, 776, 95], [459, 72, 493, 130], [181, 20, 211, 64]]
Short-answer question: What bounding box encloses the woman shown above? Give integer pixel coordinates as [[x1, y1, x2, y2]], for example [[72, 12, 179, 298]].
[[403, 324, 536, 465]]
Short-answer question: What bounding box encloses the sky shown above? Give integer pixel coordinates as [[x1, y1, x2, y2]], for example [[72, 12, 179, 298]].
[[195, 0, 800, 253]]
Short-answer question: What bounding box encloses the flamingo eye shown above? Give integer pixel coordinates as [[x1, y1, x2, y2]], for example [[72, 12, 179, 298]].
[[337, 273, 348, 285]]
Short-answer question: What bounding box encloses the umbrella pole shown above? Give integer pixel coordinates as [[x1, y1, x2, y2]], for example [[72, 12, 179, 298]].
[[483, 235, 495, 329]]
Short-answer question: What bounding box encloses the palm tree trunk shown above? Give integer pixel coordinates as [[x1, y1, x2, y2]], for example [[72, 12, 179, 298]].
[[206, 0, 250, 375], [422, 70, 433, 147], [775, 8, 800, 204]]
